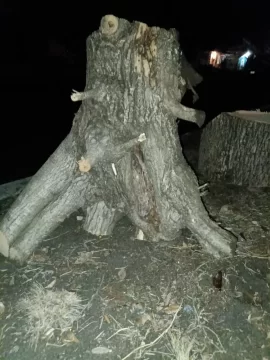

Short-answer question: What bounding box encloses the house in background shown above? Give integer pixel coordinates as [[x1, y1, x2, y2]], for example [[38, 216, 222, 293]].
[[209, 50, 221, 67], [197, 40, 255, 71], [238, 50, 253, 69]]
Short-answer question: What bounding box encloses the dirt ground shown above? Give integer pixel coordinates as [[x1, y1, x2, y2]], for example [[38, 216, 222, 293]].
[[0, 142, 270, 360]]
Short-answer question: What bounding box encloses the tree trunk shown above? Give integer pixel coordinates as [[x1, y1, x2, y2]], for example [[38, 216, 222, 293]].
[[0, 14, 237, 263], [198, 111, 270, 187]]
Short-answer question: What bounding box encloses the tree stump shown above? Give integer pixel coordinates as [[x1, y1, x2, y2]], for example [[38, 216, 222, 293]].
[[0, 14, 237, 263], [198, 111, 270, 187]]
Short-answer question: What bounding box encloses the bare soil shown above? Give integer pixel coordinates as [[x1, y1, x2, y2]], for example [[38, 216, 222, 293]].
[[0, 143, 270, 360]]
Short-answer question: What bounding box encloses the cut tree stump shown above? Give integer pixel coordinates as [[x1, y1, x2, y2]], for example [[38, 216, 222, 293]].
[[198, 111, 270, 187], [0, 14, 237, 263]]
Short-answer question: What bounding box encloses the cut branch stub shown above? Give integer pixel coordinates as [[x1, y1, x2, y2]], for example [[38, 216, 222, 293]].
[[164, 98, 205, 127], [78, 157, 91, 173], [100, 15, 119, 36]]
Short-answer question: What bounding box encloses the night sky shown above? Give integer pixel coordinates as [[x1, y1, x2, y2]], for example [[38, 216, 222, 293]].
[[0, 1, 269, 184]]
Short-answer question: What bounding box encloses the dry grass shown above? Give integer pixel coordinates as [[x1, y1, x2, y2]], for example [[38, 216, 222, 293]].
[[16, 283, 85, 349], [167, 329, 198, 360], [165, 301, 226, 360]]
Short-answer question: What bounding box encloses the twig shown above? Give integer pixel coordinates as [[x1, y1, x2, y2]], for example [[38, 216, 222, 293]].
[[43, 231, 71, 242], [46, 343, 66, 348], [78, 320, 97, 334], [236, 251, 269, 259], [85, 275, 104, 311], [107, 327, 132, 341], [198, 183, 209, 191], [94, 330, 104, 340], [121, 302, 183, 360]]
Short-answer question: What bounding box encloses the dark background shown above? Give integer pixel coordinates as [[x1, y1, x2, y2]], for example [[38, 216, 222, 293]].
[[0, 0, 269, 184]]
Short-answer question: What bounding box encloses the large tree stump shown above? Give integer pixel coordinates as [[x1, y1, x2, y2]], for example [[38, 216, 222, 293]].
[[198, 111, 270, 187], [0, 14, 237, 263]]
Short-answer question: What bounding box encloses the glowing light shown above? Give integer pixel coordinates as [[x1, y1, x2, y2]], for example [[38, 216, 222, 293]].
[[210, 51, 217, 60], [242, 50, 252, 58], [209, 50, 221, 67]]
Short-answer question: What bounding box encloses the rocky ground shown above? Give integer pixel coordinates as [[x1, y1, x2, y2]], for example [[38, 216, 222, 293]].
[[0, 140, 270, 360]]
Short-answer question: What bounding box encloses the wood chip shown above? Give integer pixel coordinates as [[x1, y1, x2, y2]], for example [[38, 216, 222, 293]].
[[91, 346, 112, 354], [118, 267, 126, 281]]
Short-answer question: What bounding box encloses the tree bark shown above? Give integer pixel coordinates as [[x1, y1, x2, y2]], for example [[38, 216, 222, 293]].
[[198, 111, 270, 187], [0, 14, 237, 263]]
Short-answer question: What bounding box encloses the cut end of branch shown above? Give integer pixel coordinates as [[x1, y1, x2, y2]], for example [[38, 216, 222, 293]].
[[0, 231, 9, 257], [165, 99, 205, 127], [77, 157, 91, 173], [71, 90, 81, 102], [100, 15, 119, 36]]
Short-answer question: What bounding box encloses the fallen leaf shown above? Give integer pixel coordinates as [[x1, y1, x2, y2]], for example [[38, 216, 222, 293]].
[[131, 302, 144, 314], [136, 313, 152, 326], [75, 251, 93, 264], [31, 253, 48, 263], [118, 267, 126, 281], [63, 331, 80, 343], [164, 292, 172, 306], [163, 304, 181, 314], [45, 279, 56, 289]]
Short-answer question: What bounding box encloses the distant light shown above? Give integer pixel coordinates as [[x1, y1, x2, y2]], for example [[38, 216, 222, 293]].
[[250, 71, 255, 74], [210, 51, 217, 60], [242, 50, 252, 58]]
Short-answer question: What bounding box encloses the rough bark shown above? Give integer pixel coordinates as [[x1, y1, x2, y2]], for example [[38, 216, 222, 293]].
[[0, 14, 237, 263], [198, 111, 270, 187]]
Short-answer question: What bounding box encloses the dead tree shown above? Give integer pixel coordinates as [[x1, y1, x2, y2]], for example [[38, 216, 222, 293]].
[[0, 15, 237, 263], [198, 111, 270, 187]]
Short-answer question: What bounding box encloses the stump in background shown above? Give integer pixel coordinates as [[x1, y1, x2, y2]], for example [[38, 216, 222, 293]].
[[198, 111, 270, 187]]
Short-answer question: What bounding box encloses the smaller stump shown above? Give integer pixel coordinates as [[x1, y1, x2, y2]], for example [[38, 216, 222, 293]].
[[198, 111, 270, 187]]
